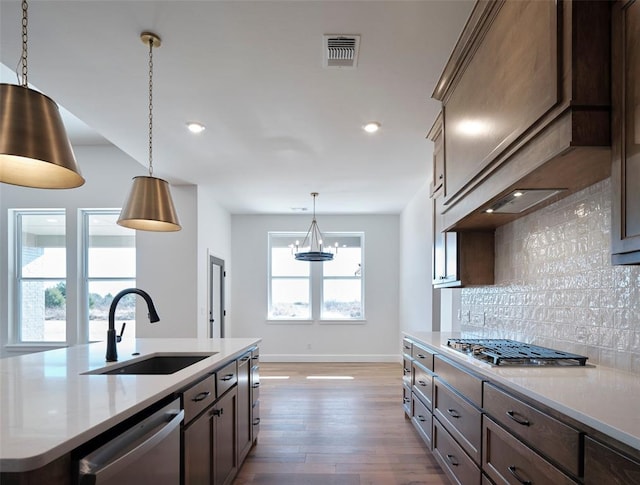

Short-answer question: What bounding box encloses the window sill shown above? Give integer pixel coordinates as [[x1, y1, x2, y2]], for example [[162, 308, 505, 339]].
[[4, 343, 68, 354], [266, 319, 314, 325], [266, 319, 367, 325]]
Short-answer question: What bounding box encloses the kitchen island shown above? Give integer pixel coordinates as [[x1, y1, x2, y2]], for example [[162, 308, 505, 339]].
[[404, 332, 640, 484], [0, 337, 261, 480]]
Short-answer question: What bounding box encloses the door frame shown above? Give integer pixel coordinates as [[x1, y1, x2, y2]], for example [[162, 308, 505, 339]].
[[209, 255, 226, 338]]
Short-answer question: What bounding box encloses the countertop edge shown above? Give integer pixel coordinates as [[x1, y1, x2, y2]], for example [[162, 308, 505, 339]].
[[403, 331, 640, 453], [0, 338, 261, 473]]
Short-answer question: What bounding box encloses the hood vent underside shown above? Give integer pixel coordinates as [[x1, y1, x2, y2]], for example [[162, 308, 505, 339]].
[[323, 35, 360, 69], [485, 189, 566, 214]]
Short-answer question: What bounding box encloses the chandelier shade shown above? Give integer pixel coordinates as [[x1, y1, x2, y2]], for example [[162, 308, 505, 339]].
[[117, 32, 181, 232], [293, 192, 336, 262], [117, 176, 181, 231], [0, 0, 84, 189]]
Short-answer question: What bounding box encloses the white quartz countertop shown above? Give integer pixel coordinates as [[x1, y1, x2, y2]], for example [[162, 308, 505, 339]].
[[0, 337, 261, 473], [404, 332, 640, 452]]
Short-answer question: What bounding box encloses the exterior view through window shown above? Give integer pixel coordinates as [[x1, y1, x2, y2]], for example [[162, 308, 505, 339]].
[[269, 233, 363, 320], [17, 211, 67, 342], [84, 211, 136, 342]]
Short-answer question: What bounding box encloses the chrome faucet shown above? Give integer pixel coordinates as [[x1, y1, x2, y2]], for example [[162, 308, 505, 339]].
[[106, 288, 160, 362]]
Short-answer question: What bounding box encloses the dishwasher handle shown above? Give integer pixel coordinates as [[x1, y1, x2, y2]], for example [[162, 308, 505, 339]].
[[79, 406, 184, 484]]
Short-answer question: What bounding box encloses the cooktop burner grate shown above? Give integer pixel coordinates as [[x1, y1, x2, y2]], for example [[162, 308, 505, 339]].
[[446, 338, 588, 366]]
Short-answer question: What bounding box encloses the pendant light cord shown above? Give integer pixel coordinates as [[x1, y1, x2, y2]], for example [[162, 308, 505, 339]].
[[16, 0, 28, 86], [147, 37, 154, 177]]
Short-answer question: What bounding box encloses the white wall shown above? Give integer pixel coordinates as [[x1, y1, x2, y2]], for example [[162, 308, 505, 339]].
[[1, 145, 232, 352], [399, 182, 437, 334], [230, 214, 400, 362]]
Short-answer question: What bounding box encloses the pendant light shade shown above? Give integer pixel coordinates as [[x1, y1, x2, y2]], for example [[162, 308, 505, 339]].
[[117, 32, 181, 232], [0, 1, 84, 189], [117, 176, 181, 232]]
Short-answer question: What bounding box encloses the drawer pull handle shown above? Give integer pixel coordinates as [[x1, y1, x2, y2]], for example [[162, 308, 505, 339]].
[[192, 391, 211, 402], [506, 410, 530, 426], [241, 356, 251, 362], [508, 465, 532, 485], [403, 368, 410, 375], [403, 397, 410, 404], [417, 415, 426, 422], [417, 353, 426, 359], [212, 408, 223, 417], [221, 374, 234, 381], [252, 382, 261, 388], [253, 418, 261, 426], [251, 355, 259, 360], [446, 454, 459, 466], [447, 408, 461, 419], [418, 380, 428, 387]]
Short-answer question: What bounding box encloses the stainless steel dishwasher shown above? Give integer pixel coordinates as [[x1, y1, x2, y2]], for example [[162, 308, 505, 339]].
[[78, 398, 183, 484]]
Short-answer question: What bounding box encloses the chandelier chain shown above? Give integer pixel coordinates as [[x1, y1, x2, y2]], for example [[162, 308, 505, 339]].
[[19, 0, 28, 86], [148, 38, 154, 176]]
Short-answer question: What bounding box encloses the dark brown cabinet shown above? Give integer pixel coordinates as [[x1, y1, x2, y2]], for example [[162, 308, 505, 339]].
[[212, 388, 238, 485], [236, 352, 252, 464], [585, 436, 640, 484], [611, 0, 640, 265], [184, 408, 212, 484]]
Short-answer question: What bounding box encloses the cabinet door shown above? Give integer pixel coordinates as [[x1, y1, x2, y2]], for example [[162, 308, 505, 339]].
[[584, 436, 640, 484], [237, 353, 252, 464], [212, 388, 238, 485], [612, 0, 640, 264], [184, 411, 212, 485]]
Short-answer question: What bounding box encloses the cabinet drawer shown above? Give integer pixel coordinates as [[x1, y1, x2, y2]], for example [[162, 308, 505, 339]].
[[412, 362, 433, 410], [483, 416, 577, 485], [434, 355, 483, 407], [402, 338, 413, 356], [403, 385, 411, 417], [216, 360, 237, 397], [252, 400, 261, 436], [251, 365, 260, 403], [412, 343, 435, 371], [483, 382, 581, 476], [183, 374, 216, 424], [584, 437, 640, 484], [402, 356, 413, 388], [433, 418, 481, 485], [412, 393, 433, 448], [434, 379, 482, 465], [251, 348, 260, 364]]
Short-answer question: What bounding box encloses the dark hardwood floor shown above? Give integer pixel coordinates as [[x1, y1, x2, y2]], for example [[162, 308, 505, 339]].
[[233, 362, 449, 485]]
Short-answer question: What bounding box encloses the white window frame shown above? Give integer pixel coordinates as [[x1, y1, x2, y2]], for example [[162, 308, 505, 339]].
[[268, 231, 364, 323], [12, 209, 67, 345]]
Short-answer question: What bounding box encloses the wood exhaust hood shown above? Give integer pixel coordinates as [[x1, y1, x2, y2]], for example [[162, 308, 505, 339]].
[[431, 0, 612, 232]]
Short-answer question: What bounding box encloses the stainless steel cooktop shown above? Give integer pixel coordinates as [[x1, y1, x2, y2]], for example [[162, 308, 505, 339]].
[[446, 338, 588, 366]]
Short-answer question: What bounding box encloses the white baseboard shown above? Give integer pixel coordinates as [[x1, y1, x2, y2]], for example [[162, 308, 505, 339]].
[[260, 354, 402, 363]]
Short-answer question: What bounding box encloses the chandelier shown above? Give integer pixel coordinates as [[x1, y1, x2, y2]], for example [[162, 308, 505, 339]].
[[292, 192, 337, 262]]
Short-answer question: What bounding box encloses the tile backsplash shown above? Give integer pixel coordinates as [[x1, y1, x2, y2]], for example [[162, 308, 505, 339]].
[[461, 178, 640, 372]]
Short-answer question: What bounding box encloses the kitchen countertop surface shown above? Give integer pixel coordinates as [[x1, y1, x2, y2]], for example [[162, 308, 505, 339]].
[[404, 332, 640, 452], [0, 337, 261, 473]]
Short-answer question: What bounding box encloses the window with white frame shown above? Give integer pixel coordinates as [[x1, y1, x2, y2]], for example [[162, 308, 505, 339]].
[[83, 211, 136, 342], [268, 232, 363, 321], [15, 211, 67, 342]]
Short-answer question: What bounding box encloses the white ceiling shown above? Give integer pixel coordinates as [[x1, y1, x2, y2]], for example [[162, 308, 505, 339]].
[[0, 0, 473, 215]]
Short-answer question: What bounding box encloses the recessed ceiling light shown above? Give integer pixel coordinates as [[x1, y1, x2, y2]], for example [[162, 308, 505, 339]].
[[363, 121, 381, 133], [186, 122, 205, 134]]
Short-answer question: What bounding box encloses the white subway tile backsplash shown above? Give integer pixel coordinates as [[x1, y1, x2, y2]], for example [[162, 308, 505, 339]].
[[461, 178, 640, 372]]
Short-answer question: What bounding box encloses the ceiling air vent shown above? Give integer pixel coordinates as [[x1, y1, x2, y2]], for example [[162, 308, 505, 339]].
[[323, 35, 360, 69]]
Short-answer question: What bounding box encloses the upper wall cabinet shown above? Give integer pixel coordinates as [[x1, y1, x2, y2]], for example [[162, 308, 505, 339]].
[[432, 0, 612, 231], [611, 0, 640, 265]]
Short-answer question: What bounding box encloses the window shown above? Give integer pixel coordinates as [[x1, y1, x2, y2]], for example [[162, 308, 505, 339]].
[[268, 232, 363, 321], [83, 211, 136, 342], [15, 211, 66, 342]]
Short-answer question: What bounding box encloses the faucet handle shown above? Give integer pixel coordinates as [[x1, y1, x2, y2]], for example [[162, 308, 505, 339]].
[[116, 322, 126, 343]]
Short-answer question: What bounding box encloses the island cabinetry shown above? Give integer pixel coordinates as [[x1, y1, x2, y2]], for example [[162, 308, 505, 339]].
[[408, 341, 436, 446], [250, 348, 261, 440], [237, 351, 253, 464], [611, 0, 640, 265], [483, 382, 581, 477], [483, 416, 577, 485], [212, 388, 238, 485], [431, 0, 611, 232], [584, 436, 640, 484], [433, 418, 481, 485]]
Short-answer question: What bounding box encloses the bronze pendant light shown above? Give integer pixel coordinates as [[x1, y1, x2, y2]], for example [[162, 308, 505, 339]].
[[0, 0, 84, 189], [117, 32, 181, 232]]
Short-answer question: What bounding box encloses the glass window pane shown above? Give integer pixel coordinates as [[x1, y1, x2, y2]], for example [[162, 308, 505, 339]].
[[270, 279, 310, 319], [20, 213, 66, 278], [88, 213, 135, 278], [322, 279, 363, 319], [272, 247, 309, 277], [323, 247, 361, 277], [88, 248, 136, 278], [20, 280, 66, 342], [88, 280, 136, 342]]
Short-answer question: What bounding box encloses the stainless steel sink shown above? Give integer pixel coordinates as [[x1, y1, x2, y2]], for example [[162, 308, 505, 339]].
[[84, 353, 217, 375]]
